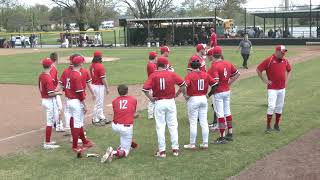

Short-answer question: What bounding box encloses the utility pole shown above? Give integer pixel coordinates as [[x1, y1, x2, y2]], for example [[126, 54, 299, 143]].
[[61, 6, 64, 31]]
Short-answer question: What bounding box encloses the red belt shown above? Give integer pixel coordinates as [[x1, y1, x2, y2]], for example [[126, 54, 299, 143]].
[[114, 122, 132, 127]]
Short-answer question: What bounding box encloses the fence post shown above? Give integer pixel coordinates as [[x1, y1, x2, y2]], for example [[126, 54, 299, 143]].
[[40, 33, 42, 48], [310, 2, 312, 38], [101, 31, 104, 47], [244, 8, 247, 33], [114, 29, 117, 47]]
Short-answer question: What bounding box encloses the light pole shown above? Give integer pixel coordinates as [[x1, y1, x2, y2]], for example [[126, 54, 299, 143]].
[[60, 6, 64, 31]]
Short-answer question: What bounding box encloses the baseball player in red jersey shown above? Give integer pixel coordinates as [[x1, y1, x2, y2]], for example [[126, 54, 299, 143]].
[[49, 52, 64, 132], [142, 57, 187, 158], [90, 51, 110, 125], [160, 46, 175, 72], [38, 58, 62, 149], [210, 28, 218, 48], [256, 45, 292, 133], [101, 84, 139, 163], [64, 56, 94, 155], [187, 44, 207, 73], [183, 58, 218, 150], [146, 51, 158, 119], [207, 48, 219, 130], [207, 46, 240, 144]]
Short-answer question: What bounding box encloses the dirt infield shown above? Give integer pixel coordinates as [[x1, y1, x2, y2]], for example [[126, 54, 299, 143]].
[[0, 48, 87, 56], [0, 47, 319, 177], [229, 128, 320, 180]]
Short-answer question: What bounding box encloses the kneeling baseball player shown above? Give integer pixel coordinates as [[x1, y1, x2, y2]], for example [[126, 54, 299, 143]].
[[101, 84, 138, 163]]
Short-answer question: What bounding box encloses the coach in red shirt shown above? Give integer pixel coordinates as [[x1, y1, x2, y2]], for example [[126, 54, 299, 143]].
[[257, 45, 292, 133]]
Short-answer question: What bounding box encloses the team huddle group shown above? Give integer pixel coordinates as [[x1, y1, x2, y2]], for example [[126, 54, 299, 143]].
[[38, 43, 292, 162]]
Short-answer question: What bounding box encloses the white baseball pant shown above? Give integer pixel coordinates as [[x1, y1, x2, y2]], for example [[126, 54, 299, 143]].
[[42, 98, 59, 126], [55, 95, 63, 111], [67, 99, 84, 128], [267, 89, 286, 115], [147, 90, 154, 119], [187, 96, 209, 144], [213, 91, 231, 118], [154, 98, 179, 152], [92, 84, 106, 120], [64, 98, 71, 130], [112, 122, 133, 156]]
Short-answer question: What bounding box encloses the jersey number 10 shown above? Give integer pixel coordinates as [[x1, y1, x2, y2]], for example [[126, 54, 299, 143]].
[[198, 79, 204, 91]]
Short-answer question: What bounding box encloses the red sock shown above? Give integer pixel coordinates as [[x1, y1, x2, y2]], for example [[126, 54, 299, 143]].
[[115, 149, 126, 158], [218, 118, 226, 137], [79, 127, 88, 144], [45, 126, 52, 143], [72, 128, 80, 149], [226, 115, 232, 129], [275, 113, 281, 126], [267, 114, 273, 128]]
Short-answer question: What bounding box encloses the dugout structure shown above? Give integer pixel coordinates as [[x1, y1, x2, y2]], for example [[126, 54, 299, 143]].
[[119, 17, 224, 47]]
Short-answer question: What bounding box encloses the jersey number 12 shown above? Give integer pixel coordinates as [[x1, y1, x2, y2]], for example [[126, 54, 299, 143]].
[[120, 100, 128, 109]]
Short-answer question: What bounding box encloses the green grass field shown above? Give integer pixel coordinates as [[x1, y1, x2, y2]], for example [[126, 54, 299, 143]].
[[0, 46, 319, 179], [0, 46, 299, 85]]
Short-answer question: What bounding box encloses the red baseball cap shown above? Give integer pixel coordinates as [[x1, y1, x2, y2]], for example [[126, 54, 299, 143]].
[[42, 58, 53, 68], [157, 56, 169, 66], [196, 44, 205, 52], [190, 55, 200, 62], [213, 46, 222, 55], [210, 28, 215, 32], [275, 45, 288, 53], [94, 50, 102, 57], [72, 56, 84, 65], [207, 48, 214, 56], [149, 51, 158, 58], [160, 46, 170, 53]]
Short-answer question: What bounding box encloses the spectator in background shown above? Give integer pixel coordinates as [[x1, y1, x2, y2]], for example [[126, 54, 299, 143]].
[[11, 36, 16, 48], [198, 26, 209, 45], [30, 34, 34, 48], [268, 29, 273, 38], [21, 35, 26, 48], [238, 33, 252, 69]]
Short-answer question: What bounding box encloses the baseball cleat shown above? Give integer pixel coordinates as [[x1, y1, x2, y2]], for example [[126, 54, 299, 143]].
[[273, 125, 281, 132], [199, 143, 208, 150], [131, 141, 138, 149], [265, 127, 272, 134], [43, 143, 60, 150], [101, 147, 113, 163], [45, 141, 56, 145], [172, 149, 179, 157], [212, 137, 227, 144], [154, 151, 166, 158], [72, 146, 87, 158], [225, 133, 233, 141], [183, 144, 196, 150], [83, 140, 95, 149]]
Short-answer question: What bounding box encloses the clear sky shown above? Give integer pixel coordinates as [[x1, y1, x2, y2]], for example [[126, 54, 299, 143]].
[[20, 0, 319, 9]]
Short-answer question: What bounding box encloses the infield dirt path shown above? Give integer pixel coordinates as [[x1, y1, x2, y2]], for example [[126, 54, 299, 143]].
[[0, 47, 319, 179]]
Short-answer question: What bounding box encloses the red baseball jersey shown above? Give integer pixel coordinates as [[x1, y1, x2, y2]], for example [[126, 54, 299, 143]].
[[50, 64, 58, 88], [257, 55, 292, 90], [80, 68, 92, 90], [38, 73, 56, 98], [210, 32, 217, 47], [90, 63, 106, 85], [147, 61, 157, 77], [207, 60, 239, 93], [64, 70, 85, 101], [187, 55, 206, 72], [185, 71, 218, 96], [59, 65, 73, 88], [112, 96, 137, 125], [143, 70, 185, 100]]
